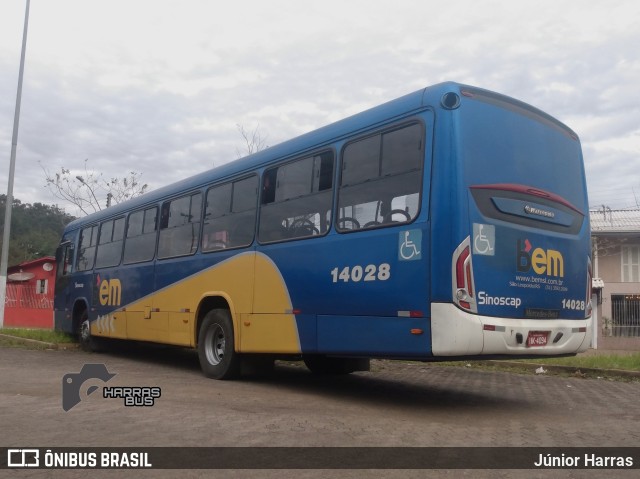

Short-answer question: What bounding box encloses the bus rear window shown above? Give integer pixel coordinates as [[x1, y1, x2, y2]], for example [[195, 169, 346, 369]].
[[460, 98, 586, 212]]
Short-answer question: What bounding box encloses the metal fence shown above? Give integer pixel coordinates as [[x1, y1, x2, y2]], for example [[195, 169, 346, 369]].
[[4, 283, 53, 309], [609, 294, 640, 337]]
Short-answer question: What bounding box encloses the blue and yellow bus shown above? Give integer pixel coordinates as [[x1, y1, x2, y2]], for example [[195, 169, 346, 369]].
[[54, 82, 592, 379]]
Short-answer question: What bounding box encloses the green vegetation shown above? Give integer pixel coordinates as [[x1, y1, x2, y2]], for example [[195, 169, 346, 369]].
[[0, 195, 75, 265], [0, 328, 75, 344], [512, 353, 640, 371], [434, 352, 640, 382]]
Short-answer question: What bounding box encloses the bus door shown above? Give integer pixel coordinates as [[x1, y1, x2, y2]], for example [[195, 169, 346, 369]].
[[54, 238, 75, 332], [69, 225, 100, 334], [147, 195, 203, 345], [121, 204, 169, 343], [90, 217, 129, 339]]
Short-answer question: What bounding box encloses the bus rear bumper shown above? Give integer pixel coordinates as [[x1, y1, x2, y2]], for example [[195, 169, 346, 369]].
[[431, 303, 592, 356]]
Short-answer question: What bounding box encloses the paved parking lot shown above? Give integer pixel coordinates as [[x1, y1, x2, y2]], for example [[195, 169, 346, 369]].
[[1, 343, 638, 478]]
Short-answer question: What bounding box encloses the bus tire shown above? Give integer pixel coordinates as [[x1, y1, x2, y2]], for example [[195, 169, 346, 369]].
[[303, 355, 370, 375], [198, 309, 241, 380], [77, 309, 104, 352]]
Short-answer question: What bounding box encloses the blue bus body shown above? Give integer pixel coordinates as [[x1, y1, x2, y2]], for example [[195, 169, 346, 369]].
[[54, 82, 592, 378]]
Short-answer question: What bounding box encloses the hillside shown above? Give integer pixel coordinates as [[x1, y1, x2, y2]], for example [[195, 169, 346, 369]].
[[0, 195, 75, 266]]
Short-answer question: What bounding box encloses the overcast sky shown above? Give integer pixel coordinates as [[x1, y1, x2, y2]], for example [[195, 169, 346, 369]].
[[1, 0, 639, 216]]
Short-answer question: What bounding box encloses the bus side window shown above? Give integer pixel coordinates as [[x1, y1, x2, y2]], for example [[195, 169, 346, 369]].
[[123, 206, 158, 264], [203, 176, 257, 252], [337, 123, 424, 232], [95, 217, 125, 269], [158, 192, 202, 259], [258, 152, 334, 243], [76, 225, 98, 271]]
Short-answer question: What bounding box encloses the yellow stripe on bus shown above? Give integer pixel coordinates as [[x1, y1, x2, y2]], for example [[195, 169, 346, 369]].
[[91, 252, 301, 353]]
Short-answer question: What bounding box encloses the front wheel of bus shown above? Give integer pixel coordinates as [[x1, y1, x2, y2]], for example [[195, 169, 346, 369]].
[[77, 310, 103, 352], [198, 309, 241, 380]]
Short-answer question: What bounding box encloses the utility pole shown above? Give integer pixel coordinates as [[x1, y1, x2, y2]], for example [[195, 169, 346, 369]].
[[0, 0, 31, 328]]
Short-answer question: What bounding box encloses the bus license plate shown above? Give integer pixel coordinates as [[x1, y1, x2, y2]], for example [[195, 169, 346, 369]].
[[527, 331, 549, 347]]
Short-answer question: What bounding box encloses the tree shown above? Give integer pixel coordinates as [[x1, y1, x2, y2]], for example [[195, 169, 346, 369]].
[[0, 196, 75, 265], [41, 159, 149, 216], [236, 124, 269, 158]]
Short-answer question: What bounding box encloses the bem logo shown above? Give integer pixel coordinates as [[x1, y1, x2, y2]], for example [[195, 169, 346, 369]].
[[99, 278, 122, 306], [517, 239, 564, 277]]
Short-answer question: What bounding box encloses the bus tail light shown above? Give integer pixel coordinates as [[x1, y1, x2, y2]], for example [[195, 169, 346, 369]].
[[452, 237, 477, 313]]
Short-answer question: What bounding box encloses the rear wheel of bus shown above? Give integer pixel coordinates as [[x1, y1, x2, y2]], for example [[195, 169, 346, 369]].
[[198, 309, 241, 379]]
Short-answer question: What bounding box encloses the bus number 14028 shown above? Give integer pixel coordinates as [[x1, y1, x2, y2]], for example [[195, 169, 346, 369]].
[[330, 264, 391, 283]]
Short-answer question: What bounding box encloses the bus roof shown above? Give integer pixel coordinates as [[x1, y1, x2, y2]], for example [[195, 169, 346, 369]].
[[62, 81, 570, 231]]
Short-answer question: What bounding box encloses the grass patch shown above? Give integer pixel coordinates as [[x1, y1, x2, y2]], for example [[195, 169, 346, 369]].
[[436, 353, 640, 372], [0, 328, 76, 344], [510, 354, 640, 371], [433, 352, 640, 382]]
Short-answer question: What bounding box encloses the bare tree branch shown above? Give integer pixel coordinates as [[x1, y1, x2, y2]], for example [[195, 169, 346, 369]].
[[236, 124, 269, 158], [41, 159, 149, 216]]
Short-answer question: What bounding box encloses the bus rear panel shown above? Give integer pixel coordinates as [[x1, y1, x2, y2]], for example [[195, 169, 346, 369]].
[[430, 86, 591, 357]]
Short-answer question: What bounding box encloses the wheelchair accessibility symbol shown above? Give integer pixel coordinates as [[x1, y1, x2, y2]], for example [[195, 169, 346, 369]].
[[473, 223, 495, 256], [399, 230, 422, 261]]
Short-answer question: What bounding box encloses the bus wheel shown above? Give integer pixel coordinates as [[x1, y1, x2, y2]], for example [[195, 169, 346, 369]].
[[303, 355, 370, 375], [77, 310, 103, 352], [198, 309, 241, 379]]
